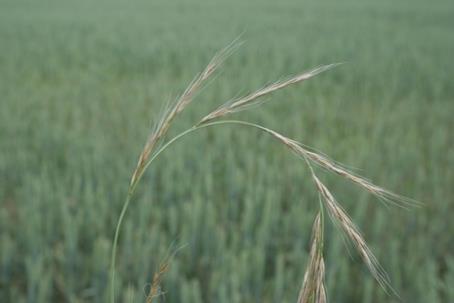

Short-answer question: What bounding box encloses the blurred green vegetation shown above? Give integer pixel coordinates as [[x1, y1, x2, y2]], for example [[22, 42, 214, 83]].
[[1, 0, 453, 302]]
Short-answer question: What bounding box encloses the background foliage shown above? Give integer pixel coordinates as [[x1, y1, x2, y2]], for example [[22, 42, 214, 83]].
[[1, 0, 453, 302]]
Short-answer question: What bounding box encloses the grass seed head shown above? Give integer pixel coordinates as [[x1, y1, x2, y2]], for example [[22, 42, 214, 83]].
[[198, 63, 341, 125], [298, 212, 327, 303], [309, 172, 395, 294], [130, 40, 241, 187]]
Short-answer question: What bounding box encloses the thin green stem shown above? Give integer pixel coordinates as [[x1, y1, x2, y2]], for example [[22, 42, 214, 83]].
[[110, 192, 132, 303], [109, 119, 299, 303], [134, 120, 285, 189]]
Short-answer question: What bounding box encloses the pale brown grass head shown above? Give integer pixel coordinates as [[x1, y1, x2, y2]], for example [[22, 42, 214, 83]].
[[130, 41, 241, 187], [198, 63, 341, 125], [308, 167, 395, 294], [230, 123, 415, 209], [146, 258, 170, 303], [298, 212, 327, 303]]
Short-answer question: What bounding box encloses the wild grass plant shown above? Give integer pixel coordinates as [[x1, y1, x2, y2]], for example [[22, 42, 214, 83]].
[[110, 42, 416, 303], [2, 1, 453, 302]]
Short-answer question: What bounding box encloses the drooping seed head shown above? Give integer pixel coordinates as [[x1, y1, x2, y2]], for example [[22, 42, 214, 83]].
[[298, 212, 327, 303], [309, 172, 395, 294]]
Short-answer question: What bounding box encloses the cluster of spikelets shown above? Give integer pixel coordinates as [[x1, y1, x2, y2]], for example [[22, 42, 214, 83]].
[[110, 40, 416, 303]]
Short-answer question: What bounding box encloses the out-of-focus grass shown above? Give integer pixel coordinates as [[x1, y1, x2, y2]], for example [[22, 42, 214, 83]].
[[0, 0, 453, 302]]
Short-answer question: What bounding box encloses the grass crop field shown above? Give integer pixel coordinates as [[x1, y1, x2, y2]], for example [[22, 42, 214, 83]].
[[1, 0, 454, 302]]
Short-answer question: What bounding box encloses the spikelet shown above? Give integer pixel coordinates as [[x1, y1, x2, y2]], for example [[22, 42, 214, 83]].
[[146, 258, 170, 303], [298, 212, 327, 303], [308, 168, 394, 294], [303, 150, 417, 208], [235, 122, 415, 209], [198, 64, 341, 125], [130, 41, 241, 187]]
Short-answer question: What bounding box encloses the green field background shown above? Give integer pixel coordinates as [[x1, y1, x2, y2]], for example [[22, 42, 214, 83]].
[[1, 0, 453, 302]]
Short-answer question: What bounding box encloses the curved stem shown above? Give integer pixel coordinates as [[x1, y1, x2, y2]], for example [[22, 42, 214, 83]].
[[133, 120, 282, 190], [109, 119, 296, 303]]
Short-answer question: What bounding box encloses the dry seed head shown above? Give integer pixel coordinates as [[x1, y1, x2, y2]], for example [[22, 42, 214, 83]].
[[146, 259, 170, 303], [174, 39, 242, 115], [303, 150, 416, 208], [298, 212, 327, 303], [238, 122, 415, 209], [268, 131, 413, 208], [309, 172, 393, 293], [198, 63, 341, 125], [130, 41, 241, 187]]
